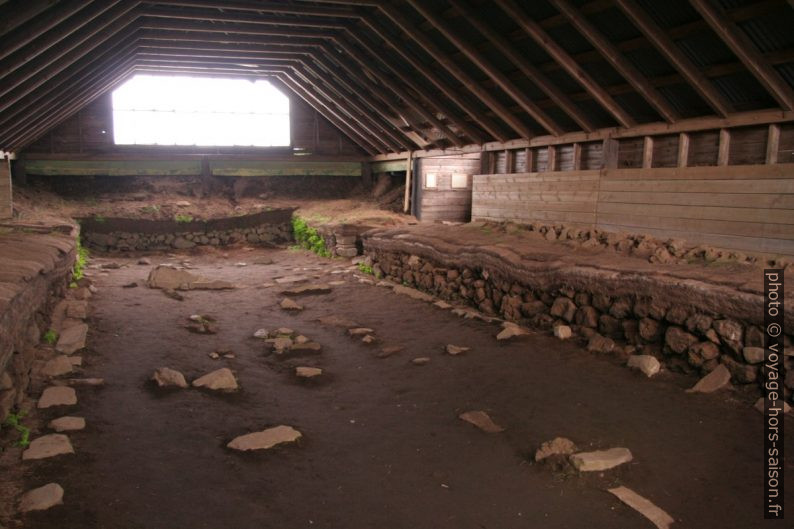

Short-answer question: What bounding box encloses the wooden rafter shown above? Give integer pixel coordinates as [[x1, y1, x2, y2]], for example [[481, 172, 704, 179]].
[[548, 0, 679, 123], [689, 0, 794, 111]]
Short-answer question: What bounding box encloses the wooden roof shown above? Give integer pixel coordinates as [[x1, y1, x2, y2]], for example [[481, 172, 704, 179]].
[[0, 0, 792, 155]]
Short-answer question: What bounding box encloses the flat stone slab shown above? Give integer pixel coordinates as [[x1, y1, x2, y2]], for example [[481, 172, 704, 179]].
[[41, 355, 74, 377], [280, 298, 303, 311], [348, 328, 374, 336], [393, 285, 434, 302], [570, 447, 633, 471], [22, 434, 75, 460], [38, 386, 77, 408], [227, 425, 302, 451], [361, 335, 376, 344], [55, 323, 88, 354], [496, 322, 531, 341], [68, 378, 104, 386], [65, 301, 88, 320], [152, 367, 188, 389], [627, 355, 661, 378], [535, 437, 577, 462], [608, 486, 674, 529], [19, 483, 64, 513], [377, 346, 404, 358], [289, 342, 323, 355], [412, 357, 430, 366], [295, 367, 323, 378], [446, 344, 470, 356], [274, 275, 310, 284], [192, 368, 238, 391], [48, 416, 86, 432], [147, 265, 234, 290], [281, 284, 332, 296], [687, 364, 731, 393], [459, 410, 504, 433]]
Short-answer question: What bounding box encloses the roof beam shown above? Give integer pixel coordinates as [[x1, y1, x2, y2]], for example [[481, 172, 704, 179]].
[[377, 2, 533, 140], [548, 0, 679, 123], [407, 0, 561, 136], [689, 0, 794, 111], [447, 0, 595, 132], [495, 0, 635, 128], [0, 0, 92, 61], [613, 0, 732, 118]]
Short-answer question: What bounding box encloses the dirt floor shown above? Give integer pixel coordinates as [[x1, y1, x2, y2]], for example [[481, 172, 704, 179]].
[[5, 245, 793, 529]]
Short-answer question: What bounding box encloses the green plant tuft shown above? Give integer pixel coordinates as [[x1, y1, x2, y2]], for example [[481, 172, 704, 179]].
[[3, 411, 31, 448], [357, 263, 374, 275], [174, 214, 194, 223], [72, 236, 89, 281], [291, 216, 330, 258], [42, 329, 58, 345]]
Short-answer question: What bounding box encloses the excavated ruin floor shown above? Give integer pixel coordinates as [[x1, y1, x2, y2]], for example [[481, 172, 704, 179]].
[[9, 246, 794, 529]]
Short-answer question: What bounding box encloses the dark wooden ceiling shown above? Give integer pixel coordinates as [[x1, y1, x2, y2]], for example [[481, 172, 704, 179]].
[[0, 0, 792, 155]]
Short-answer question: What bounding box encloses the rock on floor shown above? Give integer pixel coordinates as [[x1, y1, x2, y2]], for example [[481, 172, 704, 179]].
[[227, 425, 302, 451], [280, 298, 303, 311], [446, 344, 470, 356], [458, 410, 504, 433], [627, 355, 661, 378], [281, 284, 332, 296], [41, 355, 74, 377], [412, 357, 430, 366], [152, 367, 188, 389], [535, 437, 577, 462], [607, 486, 674, 529], [393, 285, 434, 302], [55, 323, 88, 354], [295, 367, 323, 378], [38, 386, 77, 408], [147, 265, 234, 290], [496, 322, 530, 341], [687, 364, 731, 393], [192, 368, 238, 391], [18, 483, 64, 513], [754, 398, 791, 415], [570, 447, 633, 471], [48, 416, 86, 432], [22, 434, 75, 461], [553, 325, 572, 340]]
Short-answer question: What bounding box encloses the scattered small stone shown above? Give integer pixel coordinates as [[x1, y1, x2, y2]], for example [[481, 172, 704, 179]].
[[253, 329, 269, 339], [328, 280, 346, 286], [412, 357, 431, 366], [22, 434, 75, 460], [280, 298, 304, 311], [281, 284, 332, 296], [122, 282, 138, 288], [434, 300, 452, 310], [586, 333, 615, 354], [607, 486, 674, 529], [496, 322, 530, 341], [459, 410, 504, 433], [223, 353, 236, 359], [48, 416, 86, 432], [18, 483, 64, 513], [687, 364, 731, 393], [273, 327, 294, 336], [742, 346, 765, 364], [185, 315, 217, 334], [55, 323, 88, 354], [361, 335, 376, 344], [227, 425, 302, 451], [38, 386, 77, 408], [148, 265, 234, 290], [627, 355, 661, 378], [754, 398, 791, 415], [162, 289, 184, 301], [446, 344, 470, 356], [393, 285, 434, 302], [235, 262, 247, 267], [294, 335, 309, 345], [377, 346, 403, 358], [570, 447, 633, 471], [138, 257, 151, 265], [175, 200, 191, 207], [272, 336, 294, 353], [553, 325, 572, 340], [192, 368, 238, 391], [209, 352, 220, 359], [67, 378, 104, 387], [152, 367, 188, 389], [348, 327, 374, 336], [535, 437, 577, 462], [41, 355, 74, 377], [295, 367, 323, 378]]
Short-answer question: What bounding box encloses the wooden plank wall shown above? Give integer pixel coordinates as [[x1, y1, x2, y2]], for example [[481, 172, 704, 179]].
[[23, 92, 364, 157], [472, 123, 794, 256], [417, 153, 481, 222], [0, 159, 11, 219]]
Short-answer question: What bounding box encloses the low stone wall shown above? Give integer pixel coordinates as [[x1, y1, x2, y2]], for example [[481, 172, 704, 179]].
[[0, 225, 77, 420], [80, 208, 294, 251], [363, 230, 793, 401], [314, 223, 370, 258]]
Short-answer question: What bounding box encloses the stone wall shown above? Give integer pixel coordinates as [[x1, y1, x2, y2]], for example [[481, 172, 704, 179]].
[[363, 240, 793, 402], [0, 226, 77, 420], [80, 209, 294, 252]]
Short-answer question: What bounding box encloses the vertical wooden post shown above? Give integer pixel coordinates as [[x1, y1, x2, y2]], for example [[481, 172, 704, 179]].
[[403, 151, 413, 214], [677, 132, 690, 168], [603, 137, 619, 169], [505, 149, 515, 174], [547, 145, 557, 172], [717, 128, 731, 166], [487, 151, 496, 174], [525, 147, 534, 173], [642, 136, 654, 168], [0, 156, 12, 220], [572, 143, 583, 171], [766, 124, 781, 164]]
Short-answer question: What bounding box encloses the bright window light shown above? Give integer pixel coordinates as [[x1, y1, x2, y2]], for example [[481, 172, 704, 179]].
[[112, 75, 290, 146]]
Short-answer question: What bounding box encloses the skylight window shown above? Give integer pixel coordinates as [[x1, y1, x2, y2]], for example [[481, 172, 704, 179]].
[[112, 75, 290, 147]]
